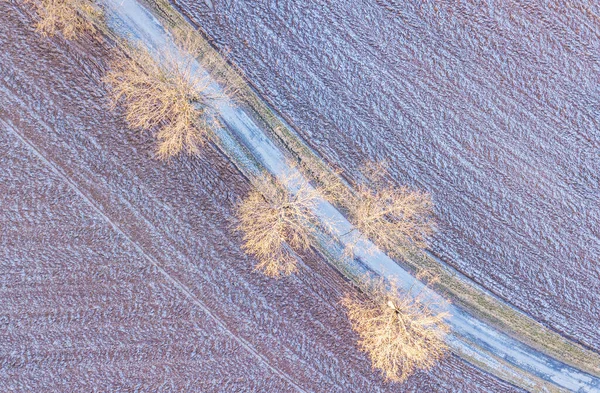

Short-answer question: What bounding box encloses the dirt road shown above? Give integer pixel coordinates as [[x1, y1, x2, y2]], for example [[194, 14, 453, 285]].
[[169, 0, 600, 352], [0, 1, 522, 391]]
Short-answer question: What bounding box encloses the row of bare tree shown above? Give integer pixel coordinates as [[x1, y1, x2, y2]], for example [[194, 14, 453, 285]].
[[26, 1, 450, 383], [238, 168, 449, 382]]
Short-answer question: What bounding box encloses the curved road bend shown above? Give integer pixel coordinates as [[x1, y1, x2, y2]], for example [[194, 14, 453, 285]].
[[101, 0, 600, 391]]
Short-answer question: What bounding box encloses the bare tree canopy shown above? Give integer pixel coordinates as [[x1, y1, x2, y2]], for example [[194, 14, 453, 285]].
[[104, 34, 220, 159], [237, 173, 321, 278], [27, 0, 101, 39], [342, 278, 449, 383]]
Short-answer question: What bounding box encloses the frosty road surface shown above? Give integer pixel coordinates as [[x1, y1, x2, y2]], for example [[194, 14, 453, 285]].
[[100, 0, 600, 391]]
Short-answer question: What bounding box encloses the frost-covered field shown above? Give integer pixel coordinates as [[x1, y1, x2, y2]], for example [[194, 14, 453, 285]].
[[0, 2, 523, 391], [170, 0, 600, 351]]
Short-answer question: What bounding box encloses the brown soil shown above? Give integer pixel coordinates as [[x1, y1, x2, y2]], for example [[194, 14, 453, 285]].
[[170, 0, 600, 351], [0, 1, 523, 391]]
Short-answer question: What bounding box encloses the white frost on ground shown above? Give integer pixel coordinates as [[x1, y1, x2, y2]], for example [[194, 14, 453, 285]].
[[100, 0, 600, 391]]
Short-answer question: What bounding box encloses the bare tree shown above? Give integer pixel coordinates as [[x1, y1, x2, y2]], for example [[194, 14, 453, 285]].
[[351, 184, 435, 250], [342, 277, 449, 382], [104, 34, 220, 159], [27, 0, 101, 39], [237, 173, 321, 278], [339, 162, 435, 255]]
